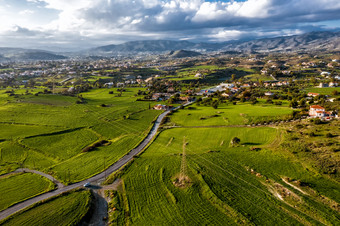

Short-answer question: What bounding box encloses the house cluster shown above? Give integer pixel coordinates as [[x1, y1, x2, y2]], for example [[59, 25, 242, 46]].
[[318, 82, 338, 88], [153, 104, 172, 110], [151, 93, 172, 101], [263, 81, 290, 87], [309, 105, 338, 120]]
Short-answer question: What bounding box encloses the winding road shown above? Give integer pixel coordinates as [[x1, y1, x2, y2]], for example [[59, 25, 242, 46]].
[[0, 103, 192, 221]]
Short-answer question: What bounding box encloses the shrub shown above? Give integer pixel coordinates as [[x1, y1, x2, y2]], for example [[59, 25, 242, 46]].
[[325, 133, 334, 138], [230, 137, 240, 146], [314, 118, 322, 125]]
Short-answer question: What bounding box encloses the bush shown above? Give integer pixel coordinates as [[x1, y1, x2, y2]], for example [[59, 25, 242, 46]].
[[314, 118, 322, 125], [309, 132, 316, 137], [230, 137, 240, 146], [325, 133, 334, 138]]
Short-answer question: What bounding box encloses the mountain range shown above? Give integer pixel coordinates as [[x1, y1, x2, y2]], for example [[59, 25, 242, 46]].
[[0, 48, 67, 62], [0, 31, 339, 61]]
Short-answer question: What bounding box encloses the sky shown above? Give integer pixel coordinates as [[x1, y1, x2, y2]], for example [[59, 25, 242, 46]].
[[0, 0, 340, 50]]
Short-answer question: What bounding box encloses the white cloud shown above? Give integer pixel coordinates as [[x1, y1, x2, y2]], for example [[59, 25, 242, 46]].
[[236, 0, 271, 18], [208, 29, 246, 42], [0, 0, 340, 48], [19, 9, 35, 15]]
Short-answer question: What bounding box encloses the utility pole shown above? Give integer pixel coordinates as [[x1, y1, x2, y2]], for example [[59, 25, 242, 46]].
[[179, 136, 187, 183]]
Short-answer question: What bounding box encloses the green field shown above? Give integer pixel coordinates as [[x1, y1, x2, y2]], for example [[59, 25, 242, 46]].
[[114, 127, 340, 225], [1, 190, 92, 226], [167, 65, 227, 81], [0, 88, 160, 183], [0, 173, 55, 211], [305, 87, 340, 95], [169, 102, 293, 126], [244, 73, 273, 81]]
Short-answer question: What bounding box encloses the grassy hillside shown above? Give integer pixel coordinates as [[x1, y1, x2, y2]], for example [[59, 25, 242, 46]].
[[113, 127, 339, 225], [169, 102, 293, 126], [1, 190, 92, 226], [0, 88, 160, 183], [0, 173, 55, 211]]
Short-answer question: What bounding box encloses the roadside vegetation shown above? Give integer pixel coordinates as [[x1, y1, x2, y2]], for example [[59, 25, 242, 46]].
[[0, 189, 92, 226], [0, 88, 160, 183], [0, 173, 55, 211]]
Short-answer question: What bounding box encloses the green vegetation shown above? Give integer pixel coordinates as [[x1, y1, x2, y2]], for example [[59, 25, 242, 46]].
[[0, 173, 55, 211], [305, 87, 340, 95], [0, 88, 160, 183], [113, 125, 339, 225], [1, 190, 92, 226], [168, 102, 293, 126]]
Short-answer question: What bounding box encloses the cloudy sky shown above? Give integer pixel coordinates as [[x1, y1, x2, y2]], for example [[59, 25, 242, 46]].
[[0, 0, 340, 50]]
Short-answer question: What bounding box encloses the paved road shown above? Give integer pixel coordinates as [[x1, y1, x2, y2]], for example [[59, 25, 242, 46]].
[[13, 168, 65, 189], [0, 105, 181, 221]]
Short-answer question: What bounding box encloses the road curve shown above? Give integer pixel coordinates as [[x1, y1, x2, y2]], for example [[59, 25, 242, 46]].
[[12, 168, 65, 189], [0, 104, 189, 221]]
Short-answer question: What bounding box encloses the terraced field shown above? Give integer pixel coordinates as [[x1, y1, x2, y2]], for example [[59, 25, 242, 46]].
[[0, 88, 160, 183], [0, 190, 92, 226], [0, 173, 55, 211], [108, 101, 339, 225], [115, 126, 340, 225]]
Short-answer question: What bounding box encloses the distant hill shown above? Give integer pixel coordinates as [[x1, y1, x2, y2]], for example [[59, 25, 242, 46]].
[[221, 31, 340, 53], [0, 48, 67, 62], [167, 50, 202, 58], [1, 31, 340, 60], [88, 40, 223, 55], [88, 31, 340, 56]]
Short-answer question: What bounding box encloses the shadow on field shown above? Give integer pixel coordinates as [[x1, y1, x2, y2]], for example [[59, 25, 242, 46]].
[[242, 142, 261, 145]]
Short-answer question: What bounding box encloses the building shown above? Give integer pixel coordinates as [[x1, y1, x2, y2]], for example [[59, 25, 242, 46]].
[[309, 105, 325, 118], [307, 92, 319, 97], [318, 83, 329, 88], [153, 104, 169, 110], [329, 82, 338, 87]]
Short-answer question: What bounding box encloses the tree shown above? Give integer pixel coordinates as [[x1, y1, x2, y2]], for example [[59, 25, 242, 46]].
[[289, 99, 298, 108], [231, 74, 236, 81], [212, 101, 219, 109], [231, 137, 240, 146], [28, 79, 36, 88]]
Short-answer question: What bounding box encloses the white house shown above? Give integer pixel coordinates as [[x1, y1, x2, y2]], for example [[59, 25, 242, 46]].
[[265, 92, 274, 96], [329, 82, 338, 87], [309, 105, 325, 118], [320, 72, 331, 76], [307, 92, 319, 97]]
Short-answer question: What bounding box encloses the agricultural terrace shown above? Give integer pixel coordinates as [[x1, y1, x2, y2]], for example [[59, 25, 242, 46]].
[[114, 125, 340, 225], [0, 173, 55, 211], [0, 88, 161, 183], [168, 101, 293, 127], [0, 190, 92, 226]]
